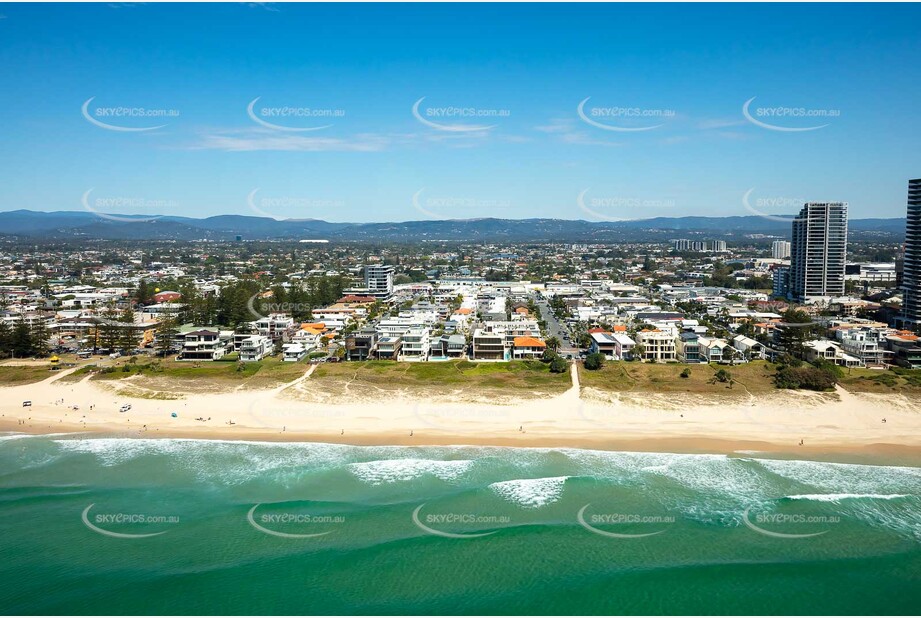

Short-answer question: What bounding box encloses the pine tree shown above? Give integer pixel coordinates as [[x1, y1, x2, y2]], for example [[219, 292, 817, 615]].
[[11, 318, 32, 358], [29, 317, 50, 357], [0, 320, 12, 359], [98, 304, 122, 352], [155, 304, 179, 357]]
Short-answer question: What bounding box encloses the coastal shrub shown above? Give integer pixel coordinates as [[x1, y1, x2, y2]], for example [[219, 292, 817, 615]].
[[774, 366, 837, 391], [680, 367, 691, 378], [868, 373, 899, 387], [714, 368, 731, 383], [541, 348, 558, 363], [549, 357, 568, 373], [583, 352, 605, 370]]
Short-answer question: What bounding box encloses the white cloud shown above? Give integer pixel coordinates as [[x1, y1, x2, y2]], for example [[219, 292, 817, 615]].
[[187, 128, 390, 152], [535, 118, 621, 147]]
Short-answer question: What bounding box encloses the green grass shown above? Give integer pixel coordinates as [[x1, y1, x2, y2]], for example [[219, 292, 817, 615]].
[[0, 364, 56, 386], [838, 367, 921, 394], [578, 360, 779, 395], [311, 359, 571, 396], [81, 356, 309, 393]]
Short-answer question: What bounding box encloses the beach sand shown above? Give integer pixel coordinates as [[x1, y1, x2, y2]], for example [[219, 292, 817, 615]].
[[3, 364, 920, 459]]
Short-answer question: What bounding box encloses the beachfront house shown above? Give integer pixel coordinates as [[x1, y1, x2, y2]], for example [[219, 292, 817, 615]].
[[281, 342, 308, 362], [589, 331, 619, 359], [345, 327, 378, 361], [511, 336, 546, 359], [238, 334, 272, 362], [432, 334, 467, 359], [676, 331, 702, 363], [374, 335, 402, 360], [635, 329, 677, 362], [400, 328, 431, 361], [472, 328, 506, 360], [178, 328, 232, 361]]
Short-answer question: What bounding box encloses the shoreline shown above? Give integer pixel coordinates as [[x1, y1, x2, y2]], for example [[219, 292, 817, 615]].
[[4, 419, 921, 464], [3, 365, 921, 465]]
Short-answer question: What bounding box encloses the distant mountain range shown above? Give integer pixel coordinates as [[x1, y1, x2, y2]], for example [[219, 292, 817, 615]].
[[0, 209, 907, 243]]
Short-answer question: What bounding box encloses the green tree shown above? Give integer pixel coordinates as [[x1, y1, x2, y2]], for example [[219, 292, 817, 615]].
[[549, 356, 568, 373], [584, 352, 605, 370], [155, 304, 179, 357], [11, 318, 32, 358]]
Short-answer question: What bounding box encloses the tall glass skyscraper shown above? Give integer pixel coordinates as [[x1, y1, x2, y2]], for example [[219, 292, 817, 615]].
[[901, 179, 921, 329], [789, 202, 848, 302]]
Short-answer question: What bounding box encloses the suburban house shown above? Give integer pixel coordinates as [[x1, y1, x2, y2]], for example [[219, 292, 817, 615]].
[[400, 327, 431, 361], [612, 333, 636, 360], [635, 328, 677, 362], [252, 314, 296, 342], [374, 335, 402, 360], [472, 328, 506, 360], [803, 340, 862, 367], [589, 331, 619, 359], [432, 334, 467, 359], [281, 342, 308, 362], [732, 335, 766, 360], [676, 331, 702, 363], [238, 334, 272, 362], [512, 336, 546, 359], [345, 327, 378, 361], [178, 328, 232, 361], [697, 336, 732, 363]]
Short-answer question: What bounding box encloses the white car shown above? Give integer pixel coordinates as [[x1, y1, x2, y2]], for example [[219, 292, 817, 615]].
[[119, 404, 132, 413]]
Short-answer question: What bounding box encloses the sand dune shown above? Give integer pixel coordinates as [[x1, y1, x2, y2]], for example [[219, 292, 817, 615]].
[[2, 364, 920, 456]]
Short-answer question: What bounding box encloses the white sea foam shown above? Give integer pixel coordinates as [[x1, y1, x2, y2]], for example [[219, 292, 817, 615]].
[[0, 432, 78, 442], [489, 476, 569, 508], [347, 458, 474, 485], [51, 438, 357, 483], [754, 458, 921, 496], [786, 493, 911, 502]]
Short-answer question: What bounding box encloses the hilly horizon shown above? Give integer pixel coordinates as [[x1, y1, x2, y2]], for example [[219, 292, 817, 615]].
[[0, 209, 908, 243]]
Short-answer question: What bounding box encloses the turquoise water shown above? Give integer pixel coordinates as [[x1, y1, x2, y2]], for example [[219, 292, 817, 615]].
[[1, 433, 920, 615]]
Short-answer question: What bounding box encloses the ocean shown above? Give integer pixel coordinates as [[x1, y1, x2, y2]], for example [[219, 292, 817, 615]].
[[1, 433, 920, 615]]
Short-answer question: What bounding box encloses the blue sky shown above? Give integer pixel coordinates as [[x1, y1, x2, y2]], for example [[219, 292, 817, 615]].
[[1, 2, 920, 222]]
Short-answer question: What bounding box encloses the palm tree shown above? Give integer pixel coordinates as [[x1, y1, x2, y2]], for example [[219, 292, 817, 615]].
[[546, 336, 561, 353]]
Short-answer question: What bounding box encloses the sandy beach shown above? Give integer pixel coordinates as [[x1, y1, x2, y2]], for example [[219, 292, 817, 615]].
[[3, 364, 921, 458]]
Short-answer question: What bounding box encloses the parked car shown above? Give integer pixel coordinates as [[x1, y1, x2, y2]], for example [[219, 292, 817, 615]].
[[119, 404, 131, 413], [22, 401, 31, 407]]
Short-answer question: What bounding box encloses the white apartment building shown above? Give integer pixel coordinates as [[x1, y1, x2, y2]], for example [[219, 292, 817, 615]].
[[238, 334, 272, 362], [790, 202, 848, 302], [281, 342, 308, 362], [251, 313, 295, 341], [635, 329, 677, 362], [772, 240, 792, 259], [400, 328, 431, 361]]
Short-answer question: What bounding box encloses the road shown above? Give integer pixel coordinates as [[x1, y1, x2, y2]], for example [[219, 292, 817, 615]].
[[533, 295, 580, 357]]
